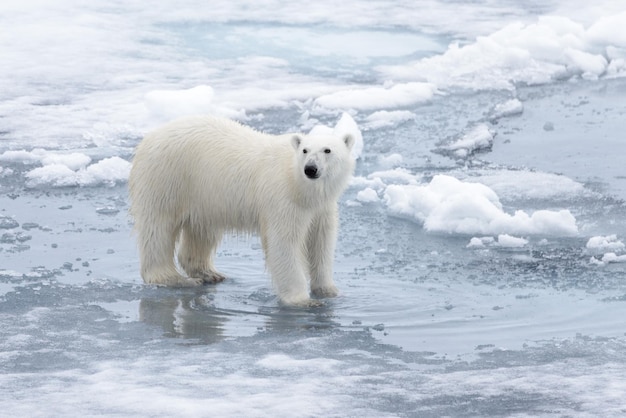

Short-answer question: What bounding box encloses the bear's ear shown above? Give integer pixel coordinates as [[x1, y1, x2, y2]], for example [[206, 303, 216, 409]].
[[343, 134, 355, 150], [291, 135, 302, 151]]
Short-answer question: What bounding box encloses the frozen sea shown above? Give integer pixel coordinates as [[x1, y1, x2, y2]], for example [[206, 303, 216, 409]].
[[2, 1, 626, 416]]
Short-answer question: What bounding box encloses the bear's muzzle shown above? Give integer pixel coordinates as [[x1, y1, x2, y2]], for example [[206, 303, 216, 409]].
[[304, 164, 319, 179]]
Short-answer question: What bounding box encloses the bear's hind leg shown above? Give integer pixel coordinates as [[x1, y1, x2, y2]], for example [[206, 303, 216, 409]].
[[179, 223, 226, 284], [137, 221, 203, 287]]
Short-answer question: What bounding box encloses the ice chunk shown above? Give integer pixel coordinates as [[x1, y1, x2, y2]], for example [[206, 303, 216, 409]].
[[378, 153, 404, 168], [586, 11, 626, 48], [0, 149, 47, 164], [25, 157, 131, 188], [586, 235, 625, 253], [349, 176, 386, 192], [315, 82, 436, 111], [368, 168, 419, 186], [0, 149, 91, 170], [383, 175, 578, 236], [25, 164, 79, 188], [379, 15, 623, 90], [41, 153, 92, 170], [497, 234, 528, 248], [467, 236, 495, 248], [356, 188, 379, 203], [145, 85, 242, 121], [564, 48, 608, 79], [601, 253, 626, 264], [490, 99, 524, 120], [364, 110, 416, 130], [83, 157, 131, 186], [440, 124, 493, 159], [464, 170, 586, 201], [0, 216, 19, 230]]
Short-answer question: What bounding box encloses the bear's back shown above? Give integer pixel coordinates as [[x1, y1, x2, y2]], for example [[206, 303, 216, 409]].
[[131, 116, 298, 232]]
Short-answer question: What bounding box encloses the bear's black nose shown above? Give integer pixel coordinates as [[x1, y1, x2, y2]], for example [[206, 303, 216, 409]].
[[304, 164, 319, 179]]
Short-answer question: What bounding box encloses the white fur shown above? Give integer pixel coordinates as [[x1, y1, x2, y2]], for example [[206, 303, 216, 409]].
[[129, 116, 355, 306]]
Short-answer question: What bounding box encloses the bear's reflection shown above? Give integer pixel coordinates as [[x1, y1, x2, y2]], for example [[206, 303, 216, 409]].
[[139, 288, 340, 343], [139, 290, 227, 344]]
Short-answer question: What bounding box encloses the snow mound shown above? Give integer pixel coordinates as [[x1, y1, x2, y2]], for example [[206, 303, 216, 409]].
[[383, 175, 578, 236], [497, 234, 529, 248], [440, 124, 494, 159], [380, 14, 626, 91], [356, 188, 379, 203], [598, 253, 626, 263], [364, 110, 416, 130], [314, 82, 436, 111], [378, 153, 404, 168], [145, 85, 244, 122], [0, 149, 91, 169], [467, 235, 529, 248], [463, 170, 587, 201], [586, 235, 625, 253], [26, 157, 131, 188], [490, 99, 524, 120], [40, 153, 92, 170]]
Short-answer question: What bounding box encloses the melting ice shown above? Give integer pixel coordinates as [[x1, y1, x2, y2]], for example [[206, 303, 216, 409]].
[[2, 0, 626, 416]]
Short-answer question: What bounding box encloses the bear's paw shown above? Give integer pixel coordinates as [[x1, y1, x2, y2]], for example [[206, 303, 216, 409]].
[[311, 285, 339, 298], [200, 271, 227, 284]]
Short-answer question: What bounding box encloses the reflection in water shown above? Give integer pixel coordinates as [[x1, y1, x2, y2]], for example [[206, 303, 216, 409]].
[[138, 288, 340, 343], [139, 290, 227, 344]]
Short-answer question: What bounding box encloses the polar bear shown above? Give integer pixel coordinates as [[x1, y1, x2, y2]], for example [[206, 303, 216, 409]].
[[128, 116, 355, 306]]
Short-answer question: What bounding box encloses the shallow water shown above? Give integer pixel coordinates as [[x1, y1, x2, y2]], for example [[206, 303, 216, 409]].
[[2, 1, 626, 416]]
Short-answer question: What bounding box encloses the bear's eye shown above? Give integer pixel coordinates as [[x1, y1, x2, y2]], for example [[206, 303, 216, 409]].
[[303, 149, 308, 154], [324, 148, 331, 154]]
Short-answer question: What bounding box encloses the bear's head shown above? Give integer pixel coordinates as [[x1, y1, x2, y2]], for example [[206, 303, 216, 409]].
[[291, 133, 355, 186]]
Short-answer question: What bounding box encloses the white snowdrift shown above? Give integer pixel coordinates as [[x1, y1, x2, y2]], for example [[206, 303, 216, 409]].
[[382, 174, 578, 236], [26, 157, 130, 188], [440, 124, 494, 159], [586, 235, 625, 253], [380, 14, 626, 90], [0, 149, 130, 188], [315, 82, 436, 111]]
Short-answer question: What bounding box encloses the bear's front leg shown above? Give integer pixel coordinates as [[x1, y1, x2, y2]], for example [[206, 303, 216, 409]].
[[307, 207, 339, 298], [262, 222, 319, 307]]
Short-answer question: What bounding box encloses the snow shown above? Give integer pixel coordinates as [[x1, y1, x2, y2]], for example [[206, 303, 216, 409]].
[[586, 235, 625, 253], [25, 157, 131, 188], [497, 234, 529, 248], [377, 153, 403, 168], [314, 82, 436, 111], [586, 11, 626, 47], [379, 14, 626, 91], [364, 110, 415, 130], [356, 188, 379, 203], [383, 175, 578, 236], [490, 98, 524, 120], [599, 253, 626, 264], [461, 170, 587, 201], [467, 236, 495, 248], [467, 235, 528, 248], [440, 124, 494, 159], [2, 0, 626, 416], [145, 85, 244, 121]]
